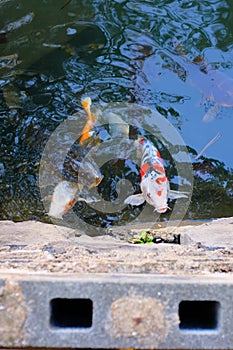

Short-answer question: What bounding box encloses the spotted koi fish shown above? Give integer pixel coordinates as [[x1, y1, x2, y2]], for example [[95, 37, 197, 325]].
[[124, 138, 188, 213]]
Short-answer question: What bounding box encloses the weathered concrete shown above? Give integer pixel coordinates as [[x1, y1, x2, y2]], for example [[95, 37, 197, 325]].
[[180, 217, 233, 249], [108, 217, 233, 248], [0, 218, 233, 275], [0, 279, 28, 347], [0, 220, 82, 245]]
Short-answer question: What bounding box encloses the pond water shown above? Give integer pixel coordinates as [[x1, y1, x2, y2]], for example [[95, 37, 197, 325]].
[[0, 0, 233, 233]]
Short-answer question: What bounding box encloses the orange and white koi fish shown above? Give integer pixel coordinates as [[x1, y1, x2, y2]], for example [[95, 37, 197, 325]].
[[124, 138, 188, 213], [48, 181, 79, 219], [48, 180, 101, 219]]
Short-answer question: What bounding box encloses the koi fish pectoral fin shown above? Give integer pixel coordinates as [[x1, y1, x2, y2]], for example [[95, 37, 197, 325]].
[[169, 190, 189, 199], [124, 193, 145, 206], [77, 196, 101, 204], [202, 104, 221, 123]]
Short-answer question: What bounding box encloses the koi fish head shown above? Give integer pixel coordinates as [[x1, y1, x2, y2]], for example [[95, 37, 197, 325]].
[[48, 181, 79, 219], [140, 171, 170, 213], [63, 144, 104, 190], [78, 159, 104, 189]]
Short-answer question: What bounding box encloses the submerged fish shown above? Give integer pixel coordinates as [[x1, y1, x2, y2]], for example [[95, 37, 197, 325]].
[[48, 180, 101, 219], [48, 97, 103, 219], [163, 49, 233, 121], [48, 181, 79, 219], [124, 138, 188, 213], [62, 141, 103, 184], [1, 12, 34, 33]]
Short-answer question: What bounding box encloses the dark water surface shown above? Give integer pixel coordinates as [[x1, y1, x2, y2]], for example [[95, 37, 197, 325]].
[[0, 0, 233, 229]]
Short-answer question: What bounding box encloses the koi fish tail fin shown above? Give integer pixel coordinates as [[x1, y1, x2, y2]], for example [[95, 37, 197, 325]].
[[80, 97, 97, 145], [124, 193, 145, 206], [169, 190, 189, 199], [76, 196, 100, 204], [81, 97, 97, 123]]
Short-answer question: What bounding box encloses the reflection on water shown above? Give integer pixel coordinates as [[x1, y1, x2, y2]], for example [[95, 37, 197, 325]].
[[0, 0, 232, 226]]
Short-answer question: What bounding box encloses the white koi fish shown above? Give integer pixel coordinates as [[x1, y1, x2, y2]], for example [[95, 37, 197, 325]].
[[48, 181, 79, 219], [124, 138, 188, 213], [48, 180, 102, 219]]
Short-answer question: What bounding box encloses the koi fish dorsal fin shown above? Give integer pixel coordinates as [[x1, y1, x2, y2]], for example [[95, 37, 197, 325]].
[[124, 193, 145, 206], [169, 189, 188, 199]]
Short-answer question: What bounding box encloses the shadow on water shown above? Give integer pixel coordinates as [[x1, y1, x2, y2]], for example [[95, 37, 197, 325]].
[[0, 0, 232, 228]]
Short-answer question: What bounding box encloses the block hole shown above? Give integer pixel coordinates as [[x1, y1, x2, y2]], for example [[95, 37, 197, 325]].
[[179, 300, 220, 330], [50, 298, 93, 328]]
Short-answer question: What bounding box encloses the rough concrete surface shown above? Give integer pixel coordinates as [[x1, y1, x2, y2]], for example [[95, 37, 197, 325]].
[[0, 217, 232, 275], [106, 295, 168, 347], [0, 279, 28, 347], [180, 217, 233, 248]]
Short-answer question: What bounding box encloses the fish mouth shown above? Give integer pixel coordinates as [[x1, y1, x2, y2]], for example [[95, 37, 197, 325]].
[[95, 175, 104, 186], [156, 207, 168, 213], [88, 174, 104, 189]]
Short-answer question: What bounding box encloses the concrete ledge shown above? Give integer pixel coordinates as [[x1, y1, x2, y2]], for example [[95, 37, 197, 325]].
[[0, 218, 233, 275], [108, 217, 233, 249], [180, 217, 233, 249]]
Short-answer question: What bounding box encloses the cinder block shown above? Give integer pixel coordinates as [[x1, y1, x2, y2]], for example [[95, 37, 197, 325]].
[[0, 274, 233, 349]]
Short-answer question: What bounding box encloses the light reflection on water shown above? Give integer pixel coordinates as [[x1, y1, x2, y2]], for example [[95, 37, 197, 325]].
[[0, 0, 232, 226]]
